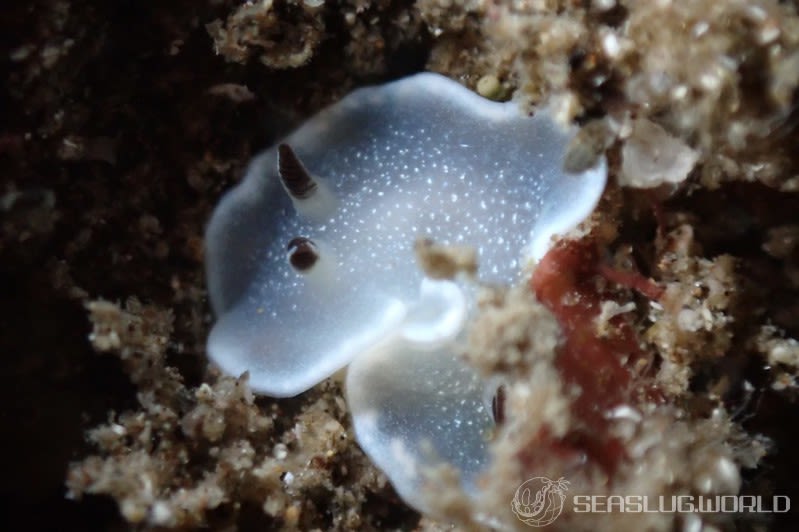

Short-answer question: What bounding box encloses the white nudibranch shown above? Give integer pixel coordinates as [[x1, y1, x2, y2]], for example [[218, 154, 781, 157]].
[[204, 73, 606, 516]]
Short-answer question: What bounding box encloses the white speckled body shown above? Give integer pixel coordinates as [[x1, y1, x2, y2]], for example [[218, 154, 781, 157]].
[[205, 73, 606, 517], [205, 73, 606, 398], [346, 336, 493, 515]]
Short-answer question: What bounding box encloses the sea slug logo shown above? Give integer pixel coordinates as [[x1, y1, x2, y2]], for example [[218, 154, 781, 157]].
[[511, 477, 570, 527]]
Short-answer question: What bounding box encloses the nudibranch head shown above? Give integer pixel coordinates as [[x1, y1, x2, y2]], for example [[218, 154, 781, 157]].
[[205, 72, 606, 398]]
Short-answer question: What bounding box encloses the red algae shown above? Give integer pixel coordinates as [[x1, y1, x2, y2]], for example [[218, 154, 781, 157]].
[[529, 238, 662, 474], [597, 263, 665, 301]]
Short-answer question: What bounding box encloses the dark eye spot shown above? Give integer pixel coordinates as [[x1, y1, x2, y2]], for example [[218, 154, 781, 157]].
[[492, 384, 506, 425], [287, 237, 319, 271]]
